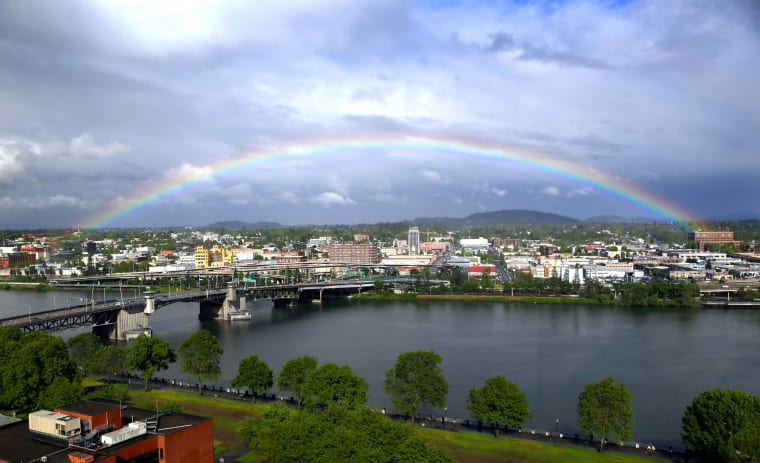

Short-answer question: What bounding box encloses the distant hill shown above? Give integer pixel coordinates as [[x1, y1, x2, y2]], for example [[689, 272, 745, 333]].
[[465, 209, 581, 225], [585, 215, 653, 224], [415, 209, 580, 227], [707, 212, 760, 221], [205, 220, 282, 229]]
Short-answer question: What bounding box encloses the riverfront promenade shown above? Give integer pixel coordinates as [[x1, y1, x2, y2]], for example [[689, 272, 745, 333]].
[[113, 373, 686, 462]]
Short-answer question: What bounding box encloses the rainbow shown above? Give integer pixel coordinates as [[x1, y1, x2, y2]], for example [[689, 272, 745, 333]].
[[84, 135, 697, 228]]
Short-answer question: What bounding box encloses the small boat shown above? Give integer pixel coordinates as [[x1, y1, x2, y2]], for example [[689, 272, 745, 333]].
[[229, 310, 252, 321], [124, 326, 152, 341]]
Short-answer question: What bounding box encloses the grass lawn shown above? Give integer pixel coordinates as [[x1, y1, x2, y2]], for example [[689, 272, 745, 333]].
[[126, 389, 659, 463], [130, 389, 270, 459], [81, 377, 108, 388], [421, 428, 657, 463]]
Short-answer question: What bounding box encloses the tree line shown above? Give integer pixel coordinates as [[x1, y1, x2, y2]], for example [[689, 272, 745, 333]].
[[1, 326, 757, 461], [417, 269, 703, 308]]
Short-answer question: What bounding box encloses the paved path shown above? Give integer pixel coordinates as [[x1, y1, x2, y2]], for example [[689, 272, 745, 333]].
[[116, 374, 690, 462]]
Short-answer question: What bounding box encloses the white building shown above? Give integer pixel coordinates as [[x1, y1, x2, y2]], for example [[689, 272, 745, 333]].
[[149, 264, 193, 273], [380, 247, 400, 257], [308, 237, 331, 247], [177, 253, 196, 269], [233, 250, 261, 262], [459, 238, 489, 254], [380, 255, 436, 267], [408, 227, 421, 255], [561, 266, 585, 284]]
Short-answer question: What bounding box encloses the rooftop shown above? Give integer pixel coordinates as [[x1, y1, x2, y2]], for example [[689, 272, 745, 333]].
[[0, 400, 211, 463], [0, 420, 76, 463], [122, 405, 209, 435]]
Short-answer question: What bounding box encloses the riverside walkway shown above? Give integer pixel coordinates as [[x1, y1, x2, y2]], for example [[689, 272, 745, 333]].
[[115, 373, 687, 463]]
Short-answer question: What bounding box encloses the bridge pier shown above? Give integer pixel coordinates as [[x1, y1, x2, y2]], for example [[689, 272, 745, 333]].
[[199, 282, 249, 320], [115, 304, 150, 341]]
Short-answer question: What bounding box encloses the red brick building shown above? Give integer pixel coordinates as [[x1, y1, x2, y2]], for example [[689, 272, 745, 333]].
[[0, 252, 36, 269], [327, 243, 381, 265], [0, 399, 214, 463], [687, 231, 739, 251], [20, 245, 52, 260]]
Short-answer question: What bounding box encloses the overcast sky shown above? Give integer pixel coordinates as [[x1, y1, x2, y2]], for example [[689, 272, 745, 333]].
[[1, 0, 758, 229]]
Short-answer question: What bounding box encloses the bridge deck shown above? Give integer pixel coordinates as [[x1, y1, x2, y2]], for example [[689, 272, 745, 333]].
[[0, 282, 376, 333]]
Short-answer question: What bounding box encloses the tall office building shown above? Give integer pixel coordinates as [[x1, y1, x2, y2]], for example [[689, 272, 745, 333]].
[[408, 227, 420, 255], [327, 243, 381, 265]]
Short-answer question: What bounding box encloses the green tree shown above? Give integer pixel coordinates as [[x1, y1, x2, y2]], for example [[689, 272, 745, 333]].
[[239, 403, 451, 463], [481, 268, 494, 291], [301, 363, 368, 411], [90, 345, 128, 380], [41, 377, 83, 410], [466, 376, 531, 434], [87, 383, 131, 403], [178, 330, 223, 395], [232, 355, 273, 396], [66, 332, 103, 376], [384, 351, 448, 422], [727, 422, 760, 463], [577, 378, 633, 452], [125, 334, 177, 391], [0, 332, 79, 412], [0, 327, 21, 378], [277, 355, 318, 407], [682, 389, 760, 461]]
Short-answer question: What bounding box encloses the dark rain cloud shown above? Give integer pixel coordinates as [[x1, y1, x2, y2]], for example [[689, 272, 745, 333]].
[[0, 0, 758, 228]]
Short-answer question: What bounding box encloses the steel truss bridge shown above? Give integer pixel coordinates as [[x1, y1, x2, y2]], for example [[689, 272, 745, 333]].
[[0, 280, 379, 337]]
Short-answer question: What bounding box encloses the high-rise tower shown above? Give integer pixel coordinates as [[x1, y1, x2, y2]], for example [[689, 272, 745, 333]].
[[408, 227, 420, 255]]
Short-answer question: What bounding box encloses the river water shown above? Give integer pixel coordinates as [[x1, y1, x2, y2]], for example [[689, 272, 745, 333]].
[[3, 290, 760, 447]]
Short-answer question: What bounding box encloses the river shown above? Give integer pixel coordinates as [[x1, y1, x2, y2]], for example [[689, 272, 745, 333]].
[[3, 290, 760, 447]]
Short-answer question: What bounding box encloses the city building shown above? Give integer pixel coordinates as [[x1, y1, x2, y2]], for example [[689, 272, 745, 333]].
[[467, 264, 497, 278], [380, 254, 436, 268], [327, 243, 381, 265], [194, 246, 209, 269], [20, 245, 52, 260], [194, 245, 234, 269], [0, 251, 37, 269], [307, 237, 331, 248], [459, 238, 489, 254], [177, 253, 196, 269], [273, 253, 307, 263], [82, 240, 98, 255], [687, 231, 739, 251], [408, 227, 420, 255], [560, 266, 585, 285], [421, 242, 449, 255], [0, 398, 213, 463]]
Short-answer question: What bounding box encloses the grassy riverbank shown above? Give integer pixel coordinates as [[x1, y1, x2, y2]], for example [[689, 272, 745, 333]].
[[356, 292, 597, 305], [0, 281, 50, 291], [127, 389, 657, 463]]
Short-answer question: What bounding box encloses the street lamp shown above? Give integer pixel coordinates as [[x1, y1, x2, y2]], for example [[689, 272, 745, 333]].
[[555, 418, 559, 437]]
